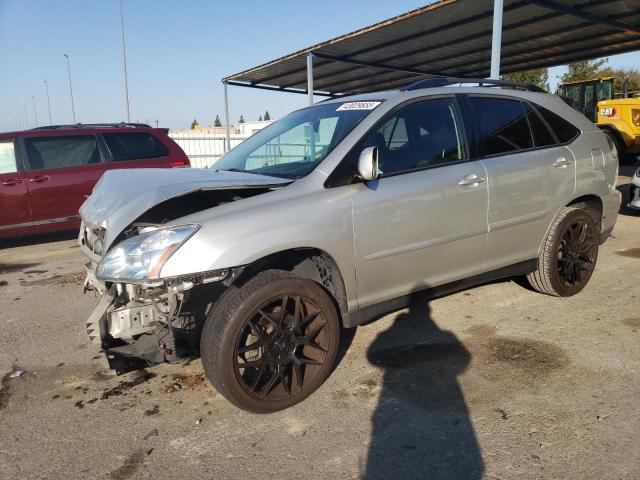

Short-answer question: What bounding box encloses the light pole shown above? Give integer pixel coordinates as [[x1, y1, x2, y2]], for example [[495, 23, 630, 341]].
[[32, 96, 38, 127], [44, 80, 53, 125], [64, 54, 77, 123], [120, 0, 131, 122], [24, 104, 29, 128]]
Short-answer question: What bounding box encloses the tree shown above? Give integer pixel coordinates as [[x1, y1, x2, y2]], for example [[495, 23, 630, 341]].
[[560, 59, 608, 84], [259, 115, 263, 121], [502, 68, 550, 91], [190, 118, 200, 130], [238, 114, 245, 124], [600, 66, 640, 94], [214, 115, 222, 127], [263, 110, 271, 121]]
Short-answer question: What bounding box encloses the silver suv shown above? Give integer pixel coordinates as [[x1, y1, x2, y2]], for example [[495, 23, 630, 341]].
[[80, 79, 621, 412]]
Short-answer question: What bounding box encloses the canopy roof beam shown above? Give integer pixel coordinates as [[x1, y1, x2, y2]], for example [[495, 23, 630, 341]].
[[528, 0, 640, 35]]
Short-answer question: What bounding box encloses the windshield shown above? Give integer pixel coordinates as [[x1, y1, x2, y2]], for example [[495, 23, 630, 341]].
[[212, 101, 380, 179]]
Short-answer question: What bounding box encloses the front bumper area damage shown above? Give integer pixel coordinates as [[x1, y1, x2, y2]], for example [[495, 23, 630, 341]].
[[84, 265, 231, 374]]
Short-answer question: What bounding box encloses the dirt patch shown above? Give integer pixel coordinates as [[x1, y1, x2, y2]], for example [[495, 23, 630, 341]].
[[144, 405, 160, 416], [622, 317, 640, 329], [100, 370, 156, 400], [0, 280, 7, 287], [92, 370, 112, 381], [167, 372, 209, 392], [109, 449, 146, 480], [20, 271, 85, 287], [0, 372, 14, 411], [465, 324, 497, 339], [0, 262, 41, 274], [615, 248, 640, 259], [483, 337, 569, 374]]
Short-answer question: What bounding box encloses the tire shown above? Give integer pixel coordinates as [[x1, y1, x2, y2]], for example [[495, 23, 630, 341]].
[[527, 207, 599, 297], [200, 269, 341, 413]]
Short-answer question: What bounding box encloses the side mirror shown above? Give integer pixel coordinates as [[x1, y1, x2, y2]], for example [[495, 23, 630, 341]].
[[357, 146, 380, 181]]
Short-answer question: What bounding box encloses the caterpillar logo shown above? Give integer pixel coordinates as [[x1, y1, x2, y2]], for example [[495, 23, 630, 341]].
[[600, 107, 616, 117]]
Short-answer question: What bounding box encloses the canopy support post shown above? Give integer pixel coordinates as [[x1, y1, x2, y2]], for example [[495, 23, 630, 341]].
[[307, 53, 314, 105], [223, 81, 231, 153], [490, 0, 503, 79]]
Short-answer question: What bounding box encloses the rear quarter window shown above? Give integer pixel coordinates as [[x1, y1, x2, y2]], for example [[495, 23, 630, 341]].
[[536, 105, 580, 144], [103, 132, 169, 161]]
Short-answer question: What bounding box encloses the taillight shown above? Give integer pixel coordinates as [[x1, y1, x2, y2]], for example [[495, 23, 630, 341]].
[[168, 159, 189, 168]]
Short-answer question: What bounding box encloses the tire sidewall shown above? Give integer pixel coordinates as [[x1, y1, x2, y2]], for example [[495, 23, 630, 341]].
[[203, 274, 340, 413]]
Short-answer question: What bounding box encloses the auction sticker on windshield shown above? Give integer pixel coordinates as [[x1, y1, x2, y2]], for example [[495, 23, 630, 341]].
[[336, 101, 381, 111]]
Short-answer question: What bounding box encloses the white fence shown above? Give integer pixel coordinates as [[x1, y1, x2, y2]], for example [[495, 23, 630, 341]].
[[168, 131, 249, 168]]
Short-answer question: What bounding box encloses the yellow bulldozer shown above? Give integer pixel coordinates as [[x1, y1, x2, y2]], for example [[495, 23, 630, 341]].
[[558, 77, 640, 159]]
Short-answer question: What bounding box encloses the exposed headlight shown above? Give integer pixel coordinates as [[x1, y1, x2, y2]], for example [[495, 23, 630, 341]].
[[96, 225, 199, 282]]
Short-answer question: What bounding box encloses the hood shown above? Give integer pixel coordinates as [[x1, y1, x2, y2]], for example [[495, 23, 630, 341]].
[[79, 168, 290, 250]]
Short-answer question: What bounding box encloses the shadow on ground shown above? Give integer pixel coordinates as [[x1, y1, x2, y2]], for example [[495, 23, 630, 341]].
[[363, 293, 483, 480]]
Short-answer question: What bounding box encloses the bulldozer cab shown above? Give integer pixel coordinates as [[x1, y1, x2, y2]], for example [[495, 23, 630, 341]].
[[557, 77, 615, 122]]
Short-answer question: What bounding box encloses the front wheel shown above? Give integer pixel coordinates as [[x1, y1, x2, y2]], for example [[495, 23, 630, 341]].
[[200, 270, 340, 413], [527, 207, 599, 297]]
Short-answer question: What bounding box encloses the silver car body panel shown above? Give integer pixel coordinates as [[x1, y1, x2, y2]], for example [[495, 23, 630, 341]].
[[79, 86, 621, 320]]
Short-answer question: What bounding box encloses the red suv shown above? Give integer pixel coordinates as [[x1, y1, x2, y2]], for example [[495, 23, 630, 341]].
[[0, 123, 190, 238]]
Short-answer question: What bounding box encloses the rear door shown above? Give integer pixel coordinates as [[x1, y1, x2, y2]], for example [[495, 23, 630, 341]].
[[467, 96, 576, 270], [22, 133, 107, 233], [101, 131, 173, 168], [0, 137, 33, 236]]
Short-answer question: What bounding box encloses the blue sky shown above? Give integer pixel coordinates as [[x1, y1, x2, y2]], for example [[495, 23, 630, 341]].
[[1, 0, 639, 132]]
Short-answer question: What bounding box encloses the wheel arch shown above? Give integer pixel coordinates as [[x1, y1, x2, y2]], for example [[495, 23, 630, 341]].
[[537, 195, 604, 257], [234, 248, 350, 326], [567, 195, 603, 226]]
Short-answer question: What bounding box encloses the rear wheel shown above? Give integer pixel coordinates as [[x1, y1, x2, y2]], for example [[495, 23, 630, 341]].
[[527, 207, 599, 297], [200, 269, 340, 413]]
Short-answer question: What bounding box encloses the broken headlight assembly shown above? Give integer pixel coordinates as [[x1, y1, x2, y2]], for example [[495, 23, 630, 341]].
[[96, 224, 199, 282]]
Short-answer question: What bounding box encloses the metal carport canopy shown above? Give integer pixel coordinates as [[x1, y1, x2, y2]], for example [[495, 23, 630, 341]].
[[223, 0, 640, 97]]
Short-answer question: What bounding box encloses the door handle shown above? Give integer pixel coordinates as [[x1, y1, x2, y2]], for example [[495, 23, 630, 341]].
[[458, 174, 485, 187], [2, 178, 24, 186], [553, 157, 571, 168], [29, 175, 51, 183]]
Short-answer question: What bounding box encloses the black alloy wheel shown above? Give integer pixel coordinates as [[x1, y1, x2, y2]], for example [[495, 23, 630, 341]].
[[200, 270, 340, 413]]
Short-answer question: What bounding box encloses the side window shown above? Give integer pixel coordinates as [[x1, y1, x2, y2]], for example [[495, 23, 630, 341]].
[[584, 84, 595, 109], [103, 133, 169, 162], [523, 103, 556, 148], [0, 139, 17, 174], [469, 97, 533, 156], [359, 98, 466, 176], [24, 135, 100, 170], [537, 105, 580, 144]]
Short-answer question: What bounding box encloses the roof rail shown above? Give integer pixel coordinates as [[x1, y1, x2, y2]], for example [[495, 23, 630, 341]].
[[31, 122, 152, 131], [402, 76, 546, 93]]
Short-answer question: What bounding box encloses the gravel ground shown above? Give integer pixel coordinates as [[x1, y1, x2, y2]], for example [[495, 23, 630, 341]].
[[0, 166, 639, 480]]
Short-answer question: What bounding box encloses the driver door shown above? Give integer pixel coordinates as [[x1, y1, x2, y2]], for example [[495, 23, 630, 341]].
[[351, 97, 489, 308]]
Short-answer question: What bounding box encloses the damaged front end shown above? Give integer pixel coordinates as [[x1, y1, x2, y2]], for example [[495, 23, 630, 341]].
[[84, 252, 233, 374], [78, 168, 289, 374]]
